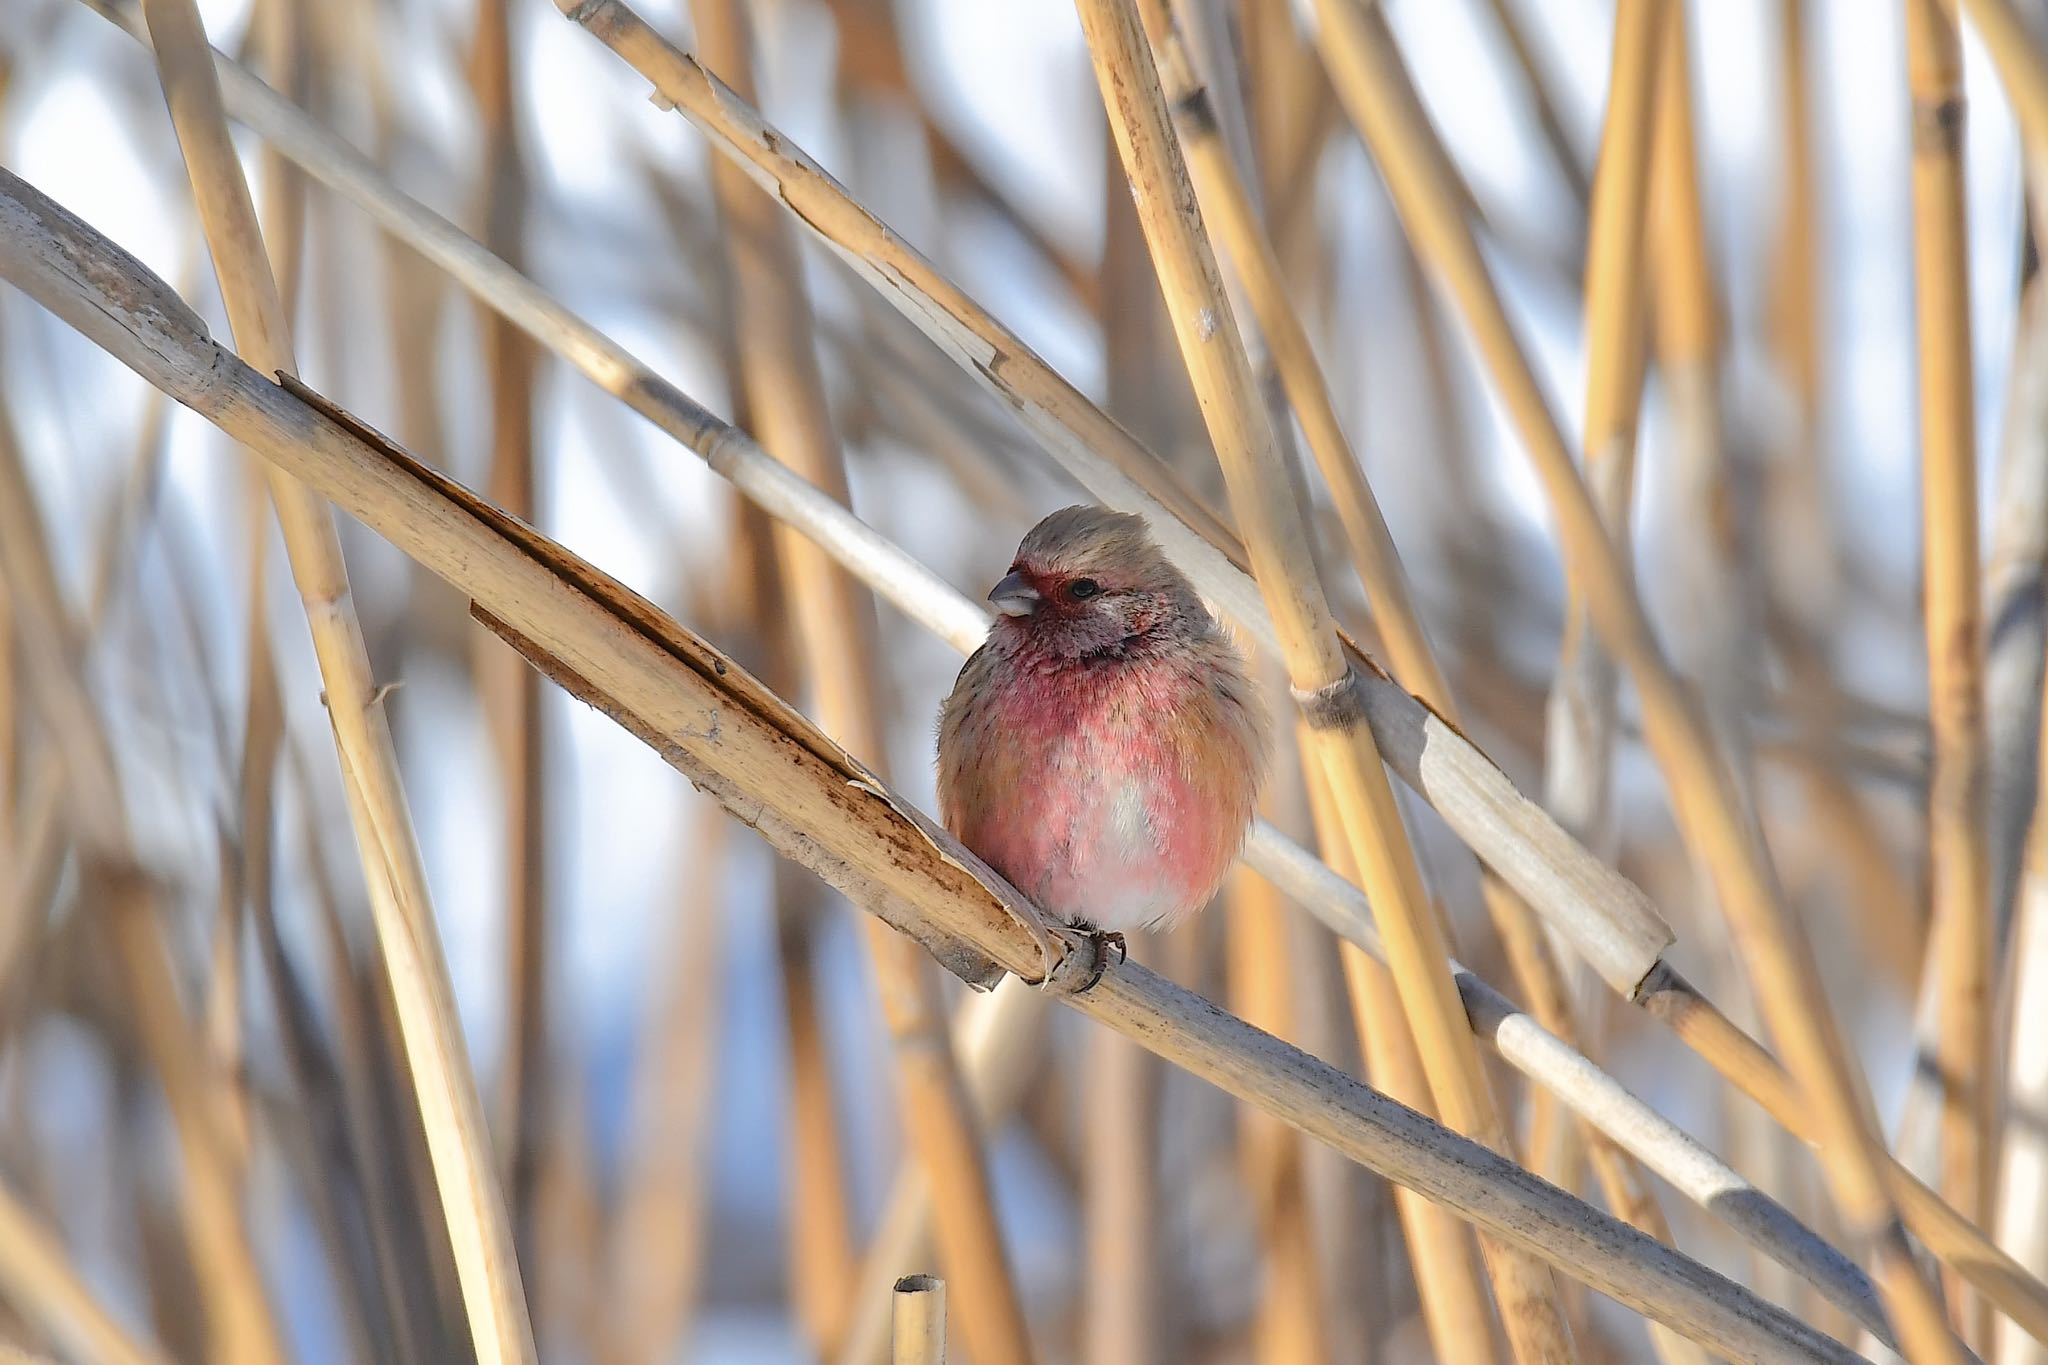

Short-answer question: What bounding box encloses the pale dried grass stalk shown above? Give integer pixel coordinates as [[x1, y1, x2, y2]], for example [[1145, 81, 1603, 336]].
[[132, 0, 534, 1357], [1905, 7, 1995, 1340]]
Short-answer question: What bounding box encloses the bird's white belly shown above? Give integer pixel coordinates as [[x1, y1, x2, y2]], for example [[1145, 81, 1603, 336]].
[[1056, 776, 1175, 931]]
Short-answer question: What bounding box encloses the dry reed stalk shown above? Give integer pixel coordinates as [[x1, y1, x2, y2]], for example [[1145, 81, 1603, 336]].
[[1957, 0, 2048, 162], [774, 873, 862, 1351], [0, 396, 289, 1365], [1300, 745, 1500, 1363], [466, 0, 550, 1275], [1999, 650, 2048, 1365], [1083, 1022, 1159, 1365], [73, 19, 2022, 1333], [1302, 5, 1965, 1357], [1473, 0, 1590, 216], [537, 0, 1678, 1007], [719, 506, 863, 1355], [0, 173, 1881, 1364], [689, 4, 1034, 1359], [1545, 0, 1662, 860], [132, 3, 535, 1360], [1907, 6, 1996, 1333], [893, 1275, 947, 1365], [602, 804, 728, 1364], [0, 1173, 169, 1365], [1225, 859, 1336, 1365], [1072, 1, 1575, 1356], [1987, 268, 2048, 944]]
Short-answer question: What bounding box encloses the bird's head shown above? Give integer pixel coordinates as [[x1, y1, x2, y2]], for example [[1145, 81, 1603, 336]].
[[986, 506, 1207, 661]]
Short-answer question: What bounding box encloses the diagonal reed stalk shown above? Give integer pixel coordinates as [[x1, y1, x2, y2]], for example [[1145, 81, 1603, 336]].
[[73, 15, 2037, 1344], [131, 1, 535, 1359], [1904, 1, 1994, 1341], [0, 169, 1883, 1363], [688, 1, 1034, 1360], [1068, 0, 1575, 1356], [1301, 3, 1966, 1358]]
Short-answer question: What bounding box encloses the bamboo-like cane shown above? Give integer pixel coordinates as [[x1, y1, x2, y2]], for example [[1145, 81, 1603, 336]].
[[1904, 4, 1995, 1339], [466, 0, 551, 1276], [0, 1173, 170, 1365], [1070, 2, 1576, 1357], [892, 1276, 946, 1365], [131, 2, 535, 1361], [688, 4, 1035, 1361], [1301, 5, 1966, 1359], [0, 184, 1879, 1362], [72, 22, 2020, 1338]]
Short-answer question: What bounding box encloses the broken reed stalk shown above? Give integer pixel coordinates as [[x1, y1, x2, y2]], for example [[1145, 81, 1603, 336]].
[[1069, 1, 1575, 1356], [0, 168, 1892, 1365], [1301, 5, 1967, 1358], [467, 0, 551, 1269], [891, 1276, 946, 1365], [1904, 0, 1995, 1334], [131, 1, 535, 1360], [86, 16, 2032, 1338], [834, 980, 1048, 1365]]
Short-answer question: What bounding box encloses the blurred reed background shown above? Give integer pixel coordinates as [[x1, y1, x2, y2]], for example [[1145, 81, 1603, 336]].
[[2, 0, 2048, 1361]]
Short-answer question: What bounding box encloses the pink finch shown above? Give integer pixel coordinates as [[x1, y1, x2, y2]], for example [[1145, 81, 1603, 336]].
[[937, 506, 1269, 948]]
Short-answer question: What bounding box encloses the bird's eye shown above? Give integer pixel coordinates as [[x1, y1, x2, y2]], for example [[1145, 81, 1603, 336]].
[[1066, 578, 1101, 600]]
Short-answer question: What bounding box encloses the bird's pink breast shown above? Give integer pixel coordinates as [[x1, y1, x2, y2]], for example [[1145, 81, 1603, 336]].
[[949, 652, 1256, 933]]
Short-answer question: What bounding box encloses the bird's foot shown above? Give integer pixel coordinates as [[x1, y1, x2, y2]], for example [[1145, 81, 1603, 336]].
[[1031, 922, 1125, 996]]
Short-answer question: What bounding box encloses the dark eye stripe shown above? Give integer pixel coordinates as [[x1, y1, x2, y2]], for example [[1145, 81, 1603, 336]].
[[1067, 578, 1101, 599]]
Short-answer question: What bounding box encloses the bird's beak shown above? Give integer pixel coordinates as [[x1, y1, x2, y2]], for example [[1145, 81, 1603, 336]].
[[987, 570, 1042, 617]]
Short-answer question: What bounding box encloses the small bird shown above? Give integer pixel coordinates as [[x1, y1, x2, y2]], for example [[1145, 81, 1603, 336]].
[[937, 506, 1269, 955]]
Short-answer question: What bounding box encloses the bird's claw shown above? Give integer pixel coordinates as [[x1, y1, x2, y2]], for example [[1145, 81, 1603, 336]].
[[1031, 923, 1125, 996]]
